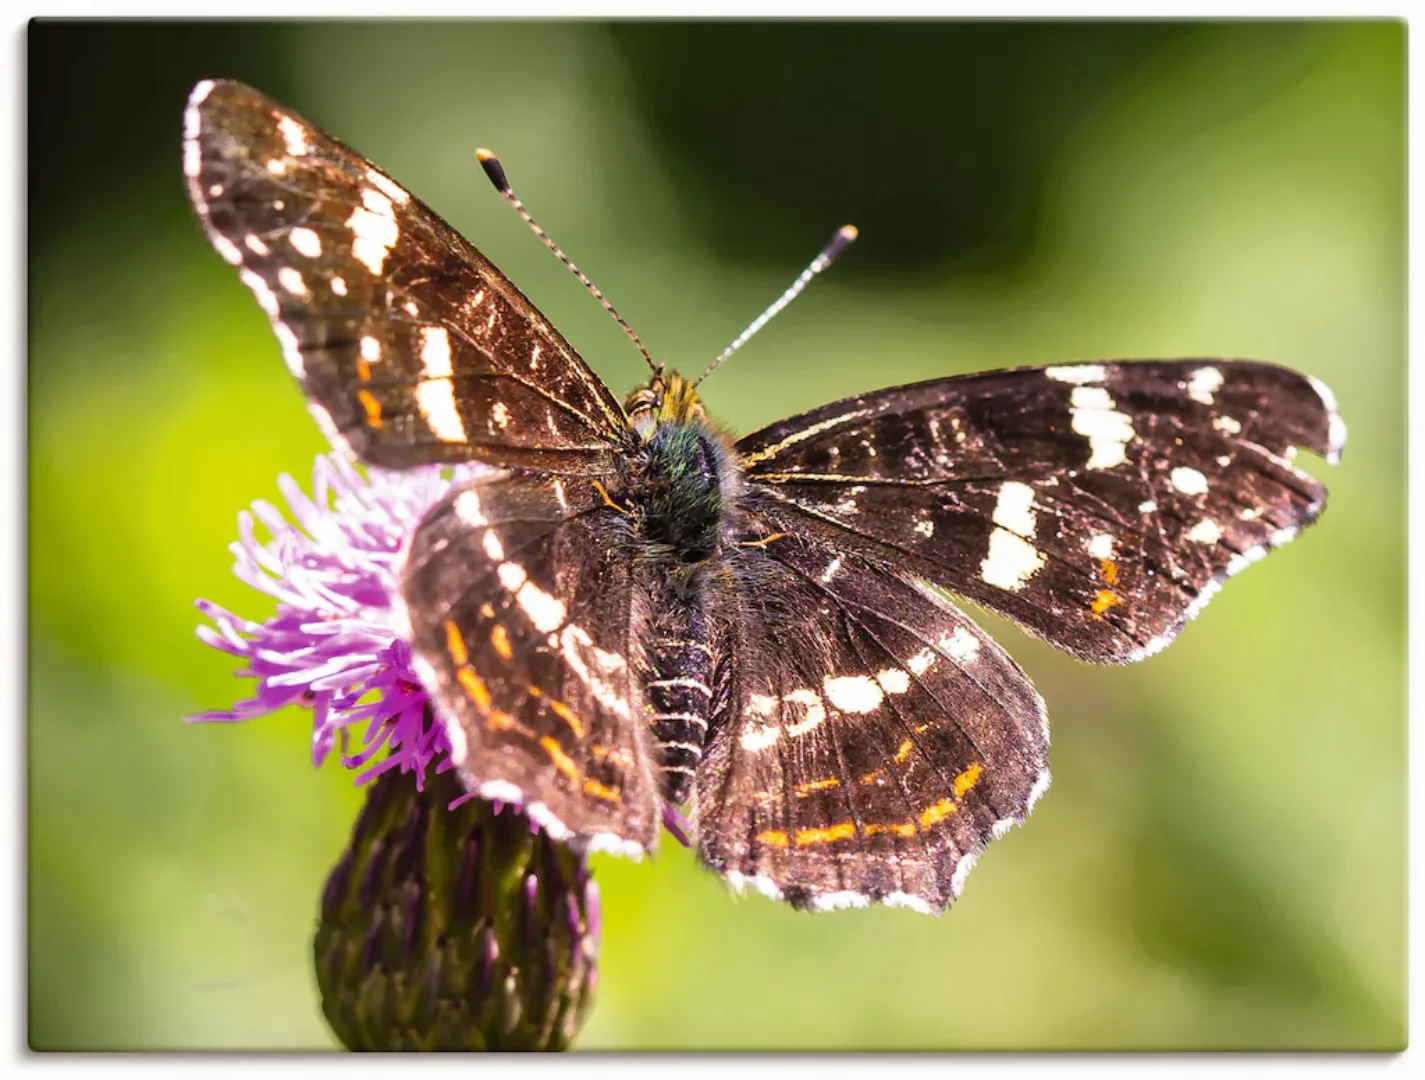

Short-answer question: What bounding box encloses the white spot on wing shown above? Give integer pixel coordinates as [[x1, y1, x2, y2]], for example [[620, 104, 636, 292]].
[[360, 335, 381, 362], [1138, 500, 1157, 514], [212, 235, 242, 265], [506, 572, 566, 633], [272, 321, 305, 377], [1170, 466, 1209, 496], [979, 528, 1046, 592], [289, 227, 322, 257], [581, 833, 645, 860], [950, 851, 980, 899], [941, 627, 980, 663], [244, 234, 269, 256], [1186, 366, 1223, 405], [365, 168, 411, 205], [1213, 415, 1242, 435], [1045, 364, 1106, 384], [876, 668, 911, 695], [1186, 519, 1222, 545], [415, 379, 467, 442], [1027, 768, 1052, 811], [784, 689, 827, 736], [990, 481, 1037, 538], [883, 891, 934, 914], [1307, 374, 1347, 463], [1069, 385, 1134, 470], [306, 402, 350, 454], [347, 196, 399, 275], [454, 490, 486, 525], [277, 267, 308, 297], [277, 115, 310, 156], [331, 276, 348, 297], [492, 401, 510, 429], [907, 648, 936, 675], [1086, 533, 1114, 560], [811, 891, 872, 911], [740, 726, 781, 751], [238, 268, 279, 316], [482, 530, 505, 561], [420, 326, 453, 378], [823, 675, 884, 714]]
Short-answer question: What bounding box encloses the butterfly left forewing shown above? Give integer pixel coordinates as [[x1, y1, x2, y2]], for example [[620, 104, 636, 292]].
[[402, 472, 661, 854], [738, 359, 1344, 663], [184, 79, 626, 474], [696, 535, 1048, 912]]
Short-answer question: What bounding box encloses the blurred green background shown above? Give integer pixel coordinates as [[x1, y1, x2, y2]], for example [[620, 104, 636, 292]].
[[28, 20, 1404, 1051]]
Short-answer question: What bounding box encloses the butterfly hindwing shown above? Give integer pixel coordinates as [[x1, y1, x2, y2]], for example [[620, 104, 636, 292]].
[[738, 360, 1345, 663], [694, 533, 1049, 912], [401, 471, 660, 855], [184, 79, 627, 474]]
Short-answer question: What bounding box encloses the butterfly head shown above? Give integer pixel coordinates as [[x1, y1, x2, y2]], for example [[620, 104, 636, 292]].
[[624, 370, 707, 441]]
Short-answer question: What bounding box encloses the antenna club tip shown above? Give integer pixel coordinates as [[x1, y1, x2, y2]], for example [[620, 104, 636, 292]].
[[839, 224, 859, 241], [475, 149, 510, 192]]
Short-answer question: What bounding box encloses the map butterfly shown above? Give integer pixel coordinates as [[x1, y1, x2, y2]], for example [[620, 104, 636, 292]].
[[184, 80, 1345, 914]]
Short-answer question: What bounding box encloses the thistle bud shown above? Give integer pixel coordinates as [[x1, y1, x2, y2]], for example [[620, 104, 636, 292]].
[[314, 768, 600, 1051]]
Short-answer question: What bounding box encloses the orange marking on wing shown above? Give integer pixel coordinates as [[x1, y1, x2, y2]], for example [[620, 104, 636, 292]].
[[859, 769, 886, 785], [457, 668, 491, 711], [1099, 558, 1120, 585], [794, 822, 856, 846], [479, 603, 495, 618], [357, 389, 383, 427], [444, 621, 469, 667], [490, 623, 513, 660], [918, 798, 958, 828], [540, 736, 580, 784], [591, 744, 633, 768], [794, 777, 840, 797], [1091, 589, 1122, 617], [355, 357, 372, 382], [486, 709, 523, 734], [755, 829, 789, 849], [864, 820, 918, 838], [591, 478, 627, 514], [894, 738, 914, 763], [548, 698, 586, 739], [739, 532, 791, 550], [582, 778, 622, 802], [953, 762, 984, 799]]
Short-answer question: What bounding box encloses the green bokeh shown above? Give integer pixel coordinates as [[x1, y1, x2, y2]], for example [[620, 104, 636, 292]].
[[28, 21, 1404, 1050]]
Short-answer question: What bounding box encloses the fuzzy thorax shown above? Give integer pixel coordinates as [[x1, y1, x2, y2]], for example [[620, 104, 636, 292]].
[[620, 371, 738, 563]]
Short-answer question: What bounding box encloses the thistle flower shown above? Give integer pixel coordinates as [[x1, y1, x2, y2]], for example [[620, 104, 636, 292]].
[[189, 453, 482, 787], [190, 452, 612, 1050]]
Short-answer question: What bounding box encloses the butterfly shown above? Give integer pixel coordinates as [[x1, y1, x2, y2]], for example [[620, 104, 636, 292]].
[[184, 79, 1345, 914]]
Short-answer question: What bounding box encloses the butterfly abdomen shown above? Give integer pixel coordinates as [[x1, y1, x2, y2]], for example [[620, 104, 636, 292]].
[[643, 587, 717, 804]]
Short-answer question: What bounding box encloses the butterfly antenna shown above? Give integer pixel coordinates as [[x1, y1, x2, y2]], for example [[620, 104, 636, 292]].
[[694, 224, 858, 387], [476, 149, 658, 375]]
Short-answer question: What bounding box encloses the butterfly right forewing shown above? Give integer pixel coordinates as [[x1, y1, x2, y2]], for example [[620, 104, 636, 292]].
[[184, 79, 627, 474]]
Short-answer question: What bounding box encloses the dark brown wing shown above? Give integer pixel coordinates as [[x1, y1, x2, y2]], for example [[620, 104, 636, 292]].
[[694, 534, 1049, 913], [402, 472, 660, 856], [736, 360, 1344, 663], [184, 79, 626, 474]]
